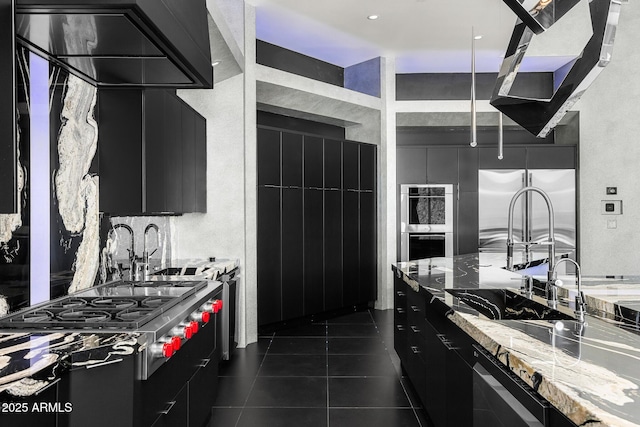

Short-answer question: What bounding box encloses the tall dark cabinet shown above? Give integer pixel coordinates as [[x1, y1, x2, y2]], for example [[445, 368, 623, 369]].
[[257, 127, 377, 327]]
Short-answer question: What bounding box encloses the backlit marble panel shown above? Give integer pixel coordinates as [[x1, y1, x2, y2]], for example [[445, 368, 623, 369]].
[[54, 75, 100, 293]]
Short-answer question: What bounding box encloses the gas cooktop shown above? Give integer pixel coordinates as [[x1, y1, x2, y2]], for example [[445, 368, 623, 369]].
[[0, 280, 208, 330]]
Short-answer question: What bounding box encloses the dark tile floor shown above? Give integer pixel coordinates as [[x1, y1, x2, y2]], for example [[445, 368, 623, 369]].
[[209, 309, 432, 427]]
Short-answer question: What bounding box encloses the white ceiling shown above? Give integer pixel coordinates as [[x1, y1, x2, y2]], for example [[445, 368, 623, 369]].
[[248, 0, 584, 73]]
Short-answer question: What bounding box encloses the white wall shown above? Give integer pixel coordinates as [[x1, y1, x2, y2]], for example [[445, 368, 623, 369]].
[[174, 74, 250, 345], [576, 0, 640, 275]]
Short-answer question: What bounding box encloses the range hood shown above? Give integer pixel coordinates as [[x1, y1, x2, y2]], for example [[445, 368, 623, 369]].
[[15, 0, 213, 87]]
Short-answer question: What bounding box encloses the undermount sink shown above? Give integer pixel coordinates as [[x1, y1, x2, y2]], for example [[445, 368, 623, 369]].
[[445, 288, 575, 321]]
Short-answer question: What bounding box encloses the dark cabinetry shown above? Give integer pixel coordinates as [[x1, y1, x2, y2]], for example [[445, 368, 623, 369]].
[[257, 128, 377, 327], [0, 0, 17, 214], [99, 89, 207, 215], [393, 274, 472, 427]]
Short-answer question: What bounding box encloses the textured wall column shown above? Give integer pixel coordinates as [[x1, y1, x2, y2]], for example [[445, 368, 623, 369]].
[[577, 0, 640, 275], [242, 2, 258, 346], [376, 56, 396, 310]]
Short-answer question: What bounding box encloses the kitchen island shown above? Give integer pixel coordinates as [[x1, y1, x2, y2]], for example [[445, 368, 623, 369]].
[[393, 253, 640, 427]]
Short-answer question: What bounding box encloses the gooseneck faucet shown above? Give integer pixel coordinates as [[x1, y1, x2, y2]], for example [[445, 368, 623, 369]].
[[109, 223, 135, 280], [551, 258, 586, 323], [143, 223, 160, 279], [506, 186, 556, 302]]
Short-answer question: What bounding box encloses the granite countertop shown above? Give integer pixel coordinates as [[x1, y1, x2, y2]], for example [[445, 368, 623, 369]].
[[393, 253, 640, 427], [0, 332, 139, 397]]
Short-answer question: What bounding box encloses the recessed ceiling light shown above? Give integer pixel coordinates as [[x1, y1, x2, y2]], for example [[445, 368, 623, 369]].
[[367, 15, 379, 20], [211, 60, 221, 66]]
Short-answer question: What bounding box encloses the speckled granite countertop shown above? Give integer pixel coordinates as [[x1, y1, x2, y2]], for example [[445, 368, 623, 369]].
[[0, 332, 138, 397], [393, 253, 640, 427]]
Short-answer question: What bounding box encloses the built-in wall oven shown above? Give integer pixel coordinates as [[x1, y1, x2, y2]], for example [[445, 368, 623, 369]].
[[400, 184, 454, 261]]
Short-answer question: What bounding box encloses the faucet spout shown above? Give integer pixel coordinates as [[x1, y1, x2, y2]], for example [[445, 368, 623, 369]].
[[551, 258, 586, 323], [506, 186, 556, 292], [109, 223, 135, 280], [143, 223, 160, 260]]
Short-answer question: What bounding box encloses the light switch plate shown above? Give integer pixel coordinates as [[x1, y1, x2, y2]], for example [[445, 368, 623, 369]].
[[602, 200, 622, 215], [606, 187, 618, 195]]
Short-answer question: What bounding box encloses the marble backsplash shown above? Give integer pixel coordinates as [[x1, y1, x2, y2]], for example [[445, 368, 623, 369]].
[[0, 51, 102, 314]]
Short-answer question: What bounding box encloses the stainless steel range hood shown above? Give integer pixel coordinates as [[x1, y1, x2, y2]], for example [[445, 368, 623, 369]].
[[15, 0, 213, 87]]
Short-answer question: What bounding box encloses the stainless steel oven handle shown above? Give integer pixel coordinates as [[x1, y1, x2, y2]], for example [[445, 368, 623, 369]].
[[160, 400, 176, 415]]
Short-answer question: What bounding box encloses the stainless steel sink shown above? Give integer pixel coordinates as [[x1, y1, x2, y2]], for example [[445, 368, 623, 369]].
[[445, 288, 575, 321]]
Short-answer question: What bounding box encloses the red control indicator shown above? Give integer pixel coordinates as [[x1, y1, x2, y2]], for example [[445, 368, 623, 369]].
[[162, 342, 173, 358], [201, 311, 210, 323], [171, 336, 181, 351], [190, 321, 199, 334], [212, 300, 223, 313], [184, 325, 193, 339]]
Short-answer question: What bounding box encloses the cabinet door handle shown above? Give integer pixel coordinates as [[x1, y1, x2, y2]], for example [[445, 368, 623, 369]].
[[160, 400, 176, 415], [437, 334, 458, 351], [396, 324, 406, 331], [410, 325, 420, 333], [396, 291, 406, 297], [199, 358, 211, 368], [410, 305, 420, 312], [410, 346, 421, 354], [396, 308, 405, 314]]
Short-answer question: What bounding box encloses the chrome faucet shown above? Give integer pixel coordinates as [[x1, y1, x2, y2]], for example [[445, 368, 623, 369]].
[[142, 223, 160, 280], [506, 186, 556, 301], [551, 258, 586, 322], [109, 223, 135, 280]]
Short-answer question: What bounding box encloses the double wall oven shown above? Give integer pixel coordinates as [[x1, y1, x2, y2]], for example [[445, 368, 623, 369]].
[[400, 184, 454, 261]]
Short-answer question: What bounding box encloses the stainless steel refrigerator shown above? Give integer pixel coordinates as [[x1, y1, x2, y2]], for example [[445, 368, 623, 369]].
[[478, 169, 576, 252]]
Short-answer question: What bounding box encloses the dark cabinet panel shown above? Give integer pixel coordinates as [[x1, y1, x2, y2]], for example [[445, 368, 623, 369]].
[[343, 141, 359, 190], [164, 92, 183, 213], [257, 186, 282, 326], [304, 189, 324, 315], [324, 139, 342, 189], [359, 143, 376, 191], [458, 147, 478, 192], [423, 320, 449, 427], [527, 145, 576, 169], [99, 89, 144, 213], [396, 147, 427, 184], [151, 383, 188, 427], [478, 146, 526, 169], [144, 90, 168, 213], [324, 190, 343, 311], [359, 191, 376, 303], [342, 191, 359, 306], [181, 102, 196, 212], [257, 128, 281, 186], [426, 147, 458, 184], [282, 188, 304, 320], [304, 135, 324, 188], [457, 192, 479, 255], [0, 0, 17, 213], [188, 355, 218, 427], [282, 132, 302, 187], [194, 113, 207, 213]]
